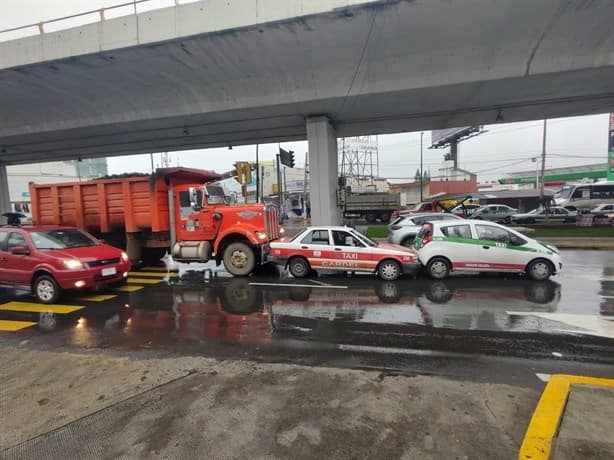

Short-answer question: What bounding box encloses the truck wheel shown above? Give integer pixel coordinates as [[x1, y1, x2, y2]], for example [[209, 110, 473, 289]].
[[289, 257, 310, 278], [365, 213, 377, 223], [33, 275, 60, 304], [223, 242, 256, 276], [379, 212, 391, 224]]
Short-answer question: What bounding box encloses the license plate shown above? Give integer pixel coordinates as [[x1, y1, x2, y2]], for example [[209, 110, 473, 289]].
[[101, 267, 117, 277]]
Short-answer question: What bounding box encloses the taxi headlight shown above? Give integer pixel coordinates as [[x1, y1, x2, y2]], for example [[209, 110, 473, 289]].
[[63, 259, 84, 270], [121, 251, 129, 262]]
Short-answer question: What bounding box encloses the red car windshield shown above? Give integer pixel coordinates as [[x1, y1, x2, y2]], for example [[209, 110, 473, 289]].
[[30, 229, 98, 250]]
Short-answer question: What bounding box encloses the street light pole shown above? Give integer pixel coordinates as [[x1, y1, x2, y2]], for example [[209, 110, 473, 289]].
[[539, 119, 548, 220], [420, 132, 424, 202]]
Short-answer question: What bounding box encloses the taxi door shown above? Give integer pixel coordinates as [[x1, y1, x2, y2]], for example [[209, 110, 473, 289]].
[[473, 224, 526, 271], [296, 229, 334, 270], [330, 229, 373, 273]]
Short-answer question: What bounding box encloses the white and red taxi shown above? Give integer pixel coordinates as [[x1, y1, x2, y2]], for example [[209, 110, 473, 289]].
[[268, 226, 419, 281]]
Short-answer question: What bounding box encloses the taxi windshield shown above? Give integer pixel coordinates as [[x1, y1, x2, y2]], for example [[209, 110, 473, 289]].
[[350, 229, 377, 247], [30, 229, 98, 249]]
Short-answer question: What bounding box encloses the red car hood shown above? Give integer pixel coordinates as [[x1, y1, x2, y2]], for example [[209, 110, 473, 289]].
[[376, 242, 417, 255], [41, 244, 123, 262]]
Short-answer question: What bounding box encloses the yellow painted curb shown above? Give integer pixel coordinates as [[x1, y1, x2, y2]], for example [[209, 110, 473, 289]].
[[519, 374, 614, 459]]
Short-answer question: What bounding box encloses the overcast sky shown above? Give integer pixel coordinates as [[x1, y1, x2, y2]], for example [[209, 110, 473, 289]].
[[2, 1, 611, 182]]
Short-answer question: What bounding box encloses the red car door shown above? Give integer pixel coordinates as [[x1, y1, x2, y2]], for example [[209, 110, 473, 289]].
[[0, 230, 13, 283], [4, 231, 37, 285]]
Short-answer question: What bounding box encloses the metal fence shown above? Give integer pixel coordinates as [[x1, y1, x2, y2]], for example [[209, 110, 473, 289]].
[[0, 0, 201, 42]]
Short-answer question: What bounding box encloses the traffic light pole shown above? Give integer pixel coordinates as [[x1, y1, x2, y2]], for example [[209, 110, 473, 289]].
[[276, 153, 283, 224]]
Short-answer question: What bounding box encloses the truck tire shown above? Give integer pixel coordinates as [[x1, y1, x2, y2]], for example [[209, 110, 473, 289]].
[[365, 213, 377, 223], [223, 242, 256, 276], [379, 212, 391, 223]]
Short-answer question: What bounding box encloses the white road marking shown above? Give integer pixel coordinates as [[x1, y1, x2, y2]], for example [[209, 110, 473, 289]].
[[249, 282, 348, 289], [308, 279, 340, 287], [507, 312, 614, 339], [536, 373, 552, 382]]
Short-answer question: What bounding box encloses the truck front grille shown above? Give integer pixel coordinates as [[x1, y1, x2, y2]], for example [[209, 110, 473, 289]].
[[264, 206, 279, 240]]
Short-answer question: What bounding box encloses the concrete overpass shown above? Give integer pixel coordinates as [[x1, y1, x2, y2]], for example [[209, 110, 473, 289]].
[[1, 0, 614, 224]]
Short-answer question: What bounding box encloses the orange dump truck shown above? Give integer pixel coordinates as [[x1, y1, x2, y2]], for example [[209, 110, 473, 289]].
[[29, 167, 280, 276]]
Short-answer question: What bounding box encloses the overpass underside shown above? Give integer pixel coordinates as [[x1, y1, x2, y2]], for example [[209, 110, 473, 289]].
[[1, 0, 613, 222]]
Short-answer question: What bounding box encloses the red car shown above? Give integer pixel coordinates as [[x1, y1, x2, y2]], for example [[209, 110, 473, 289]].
[[268, 226, 418, 281], [0, 225, 130, 303]]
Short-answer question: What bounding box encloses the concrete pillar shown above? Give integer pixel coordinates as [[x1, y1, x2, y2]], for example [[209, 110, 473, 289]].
[[307, 116, 340, 225], [0, 163, 10, 216]]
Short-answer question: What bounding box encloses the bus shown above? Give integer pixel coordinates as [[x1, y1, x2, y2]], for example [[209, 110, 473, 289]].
[[554, 181, 614, 208]]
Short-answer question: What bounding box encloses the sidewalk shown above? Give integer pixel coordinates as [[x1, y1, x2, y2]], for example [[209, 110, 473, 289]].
[[537, 238, 614, 250], [1, 345, 537, 459]]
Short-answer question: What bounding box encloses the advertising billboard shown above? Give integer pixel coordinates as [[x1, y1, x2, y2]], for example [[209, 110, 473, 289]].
[[430, 126, 481, 148]]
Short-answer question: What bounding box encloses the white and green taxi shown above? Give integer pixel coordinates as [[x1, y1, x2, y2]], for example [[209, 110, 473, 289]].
[[414, 220, 562, 280]]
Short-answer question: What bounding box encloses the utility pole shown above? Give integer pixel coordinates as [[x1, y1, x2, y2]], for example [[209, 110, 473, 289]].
[[255, 144, 259, 203], [276, 149, 283, 224], [539, 119, 548, 217], [420, 132, 424, 202]]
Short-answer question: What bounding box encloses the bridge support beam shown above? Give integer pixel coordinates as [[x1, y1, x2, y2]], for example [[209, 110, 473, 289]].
[[307, 116, 340, 226], [0, 163, 10, 216]]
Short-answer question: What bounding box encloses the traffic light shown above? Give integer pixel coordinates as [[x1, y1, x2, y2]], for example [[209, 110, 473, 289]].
[[279, 148, 295, 168], [234, 162, 252, 184]]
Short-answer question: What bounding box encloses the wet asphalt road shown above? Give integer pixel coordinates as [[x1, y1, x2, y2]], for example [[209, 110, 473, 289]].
[[1, 249, 613, 385]]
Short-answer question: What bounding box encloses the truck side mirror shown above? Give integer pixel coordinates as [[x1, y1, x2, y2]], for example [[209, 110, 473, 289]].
[[189, 187, 202, 210]]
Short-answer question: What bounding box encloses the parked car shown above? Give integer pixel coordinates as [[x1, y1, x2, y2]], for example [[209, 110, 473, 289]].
[[387, 213, 462, 247], [470, 205, 517, 222], [450, 203, 481, 217], [590, 203, 614, 220], [268, 226, 419, 281], [0, 225, 130, 303], [413, 220, 562, 281], [507, 206, 577, 224]]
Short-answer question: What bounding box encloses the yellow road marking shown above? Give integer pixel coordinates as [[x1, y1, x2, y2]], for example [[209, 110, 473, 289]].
[[0, 320, 37, 331], [127, 278, 162, 284], [128, 271, 178, 278], [112, 285, 143, 292], [76, 294, 117, 302], [0, 302, 84, 314], [519, 374, 614, 459]]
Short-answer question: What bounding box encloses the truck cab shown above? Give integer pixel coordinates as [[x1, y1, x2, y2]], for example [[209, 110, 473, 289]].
[[172, 183, 280, 276]]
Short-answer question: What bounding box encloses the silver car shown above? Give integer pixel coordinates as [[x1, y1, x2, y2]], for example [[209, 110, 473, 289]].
[[387, 213, 462, 247]]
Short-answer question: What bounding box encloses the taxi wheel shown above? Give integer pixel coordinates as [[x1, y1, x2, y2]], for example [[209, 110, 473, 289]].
[[289, 257, 310, 278], [527, 259, 553, 281], [33, 275, 60, 304], [426, 257, 451, 280], [378, 260, 401, 281]]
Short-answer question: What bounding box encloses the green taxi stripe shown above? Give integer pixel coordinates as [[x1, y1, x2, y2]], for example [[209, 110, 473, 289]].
[[433, 236, 540, 253]]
